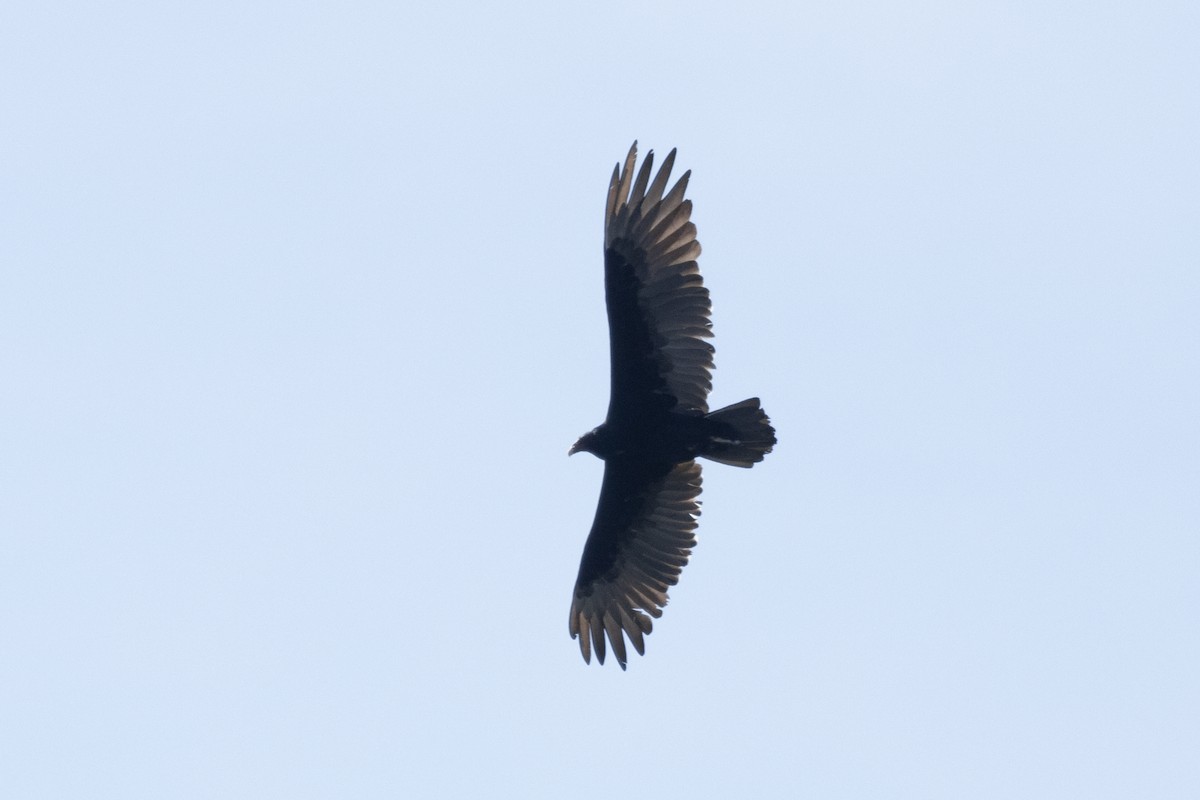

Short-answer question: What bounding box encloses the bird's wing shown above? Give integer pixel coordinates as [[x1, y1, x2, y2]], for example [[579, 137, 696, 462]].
[[569, 459, 703, 669], [603, 142, 714, 417]]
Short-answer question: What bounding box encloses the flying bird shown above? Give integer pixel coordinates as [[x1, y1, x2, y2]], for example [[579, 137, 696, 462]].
[[568, 142, 776, 669]]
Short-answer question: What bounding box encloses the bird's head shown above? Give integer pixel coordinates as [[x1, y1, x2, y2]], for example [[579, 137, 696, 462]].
[[569, 427, 603, 458]]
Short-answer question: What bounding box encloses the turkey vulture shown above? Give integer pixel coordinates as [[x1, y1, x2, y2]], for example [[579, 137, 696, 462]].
[[568, 142, 776, 669]]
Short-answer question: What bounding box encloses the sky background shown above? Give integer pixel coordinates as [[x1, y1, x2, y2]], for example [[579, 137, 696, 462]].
[[3, 1, 1198, 797]]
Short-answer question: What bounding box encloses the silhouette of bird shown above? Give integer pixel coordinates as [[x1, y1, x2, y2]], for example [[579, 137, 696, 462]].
[[569, 142, 777, 669]]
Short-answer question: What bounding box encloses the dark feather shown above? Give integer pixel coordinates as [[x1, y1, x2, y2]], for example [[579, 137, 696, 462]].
[[604, 144, 713, 416], [569, 461, 702, 670]]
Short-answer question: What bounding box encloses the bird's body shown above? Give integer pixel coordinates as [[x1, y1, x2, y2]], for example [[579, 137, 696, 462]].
[[568, 143, 776, 669]]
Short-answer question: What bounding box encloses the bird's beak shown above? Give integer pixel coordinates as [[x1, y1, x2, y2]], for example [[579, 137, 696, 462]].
[[568, 442, 580, 456]]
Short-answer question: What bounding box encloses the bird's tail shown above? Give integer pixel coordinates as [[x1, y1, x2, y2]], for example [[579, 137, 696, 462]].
[[701, 398, 776, 468]]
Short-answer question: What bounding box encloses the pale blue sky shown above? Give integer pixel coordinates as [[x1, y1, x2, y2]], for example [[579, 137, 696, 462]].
[[3, 2, 1198, 797]]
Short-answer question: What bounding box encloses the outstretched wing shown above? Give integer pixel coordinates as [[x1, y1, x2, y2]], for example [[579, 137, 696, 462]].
[[604, 142, 714, 418], [569, 460, 703, 669]]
